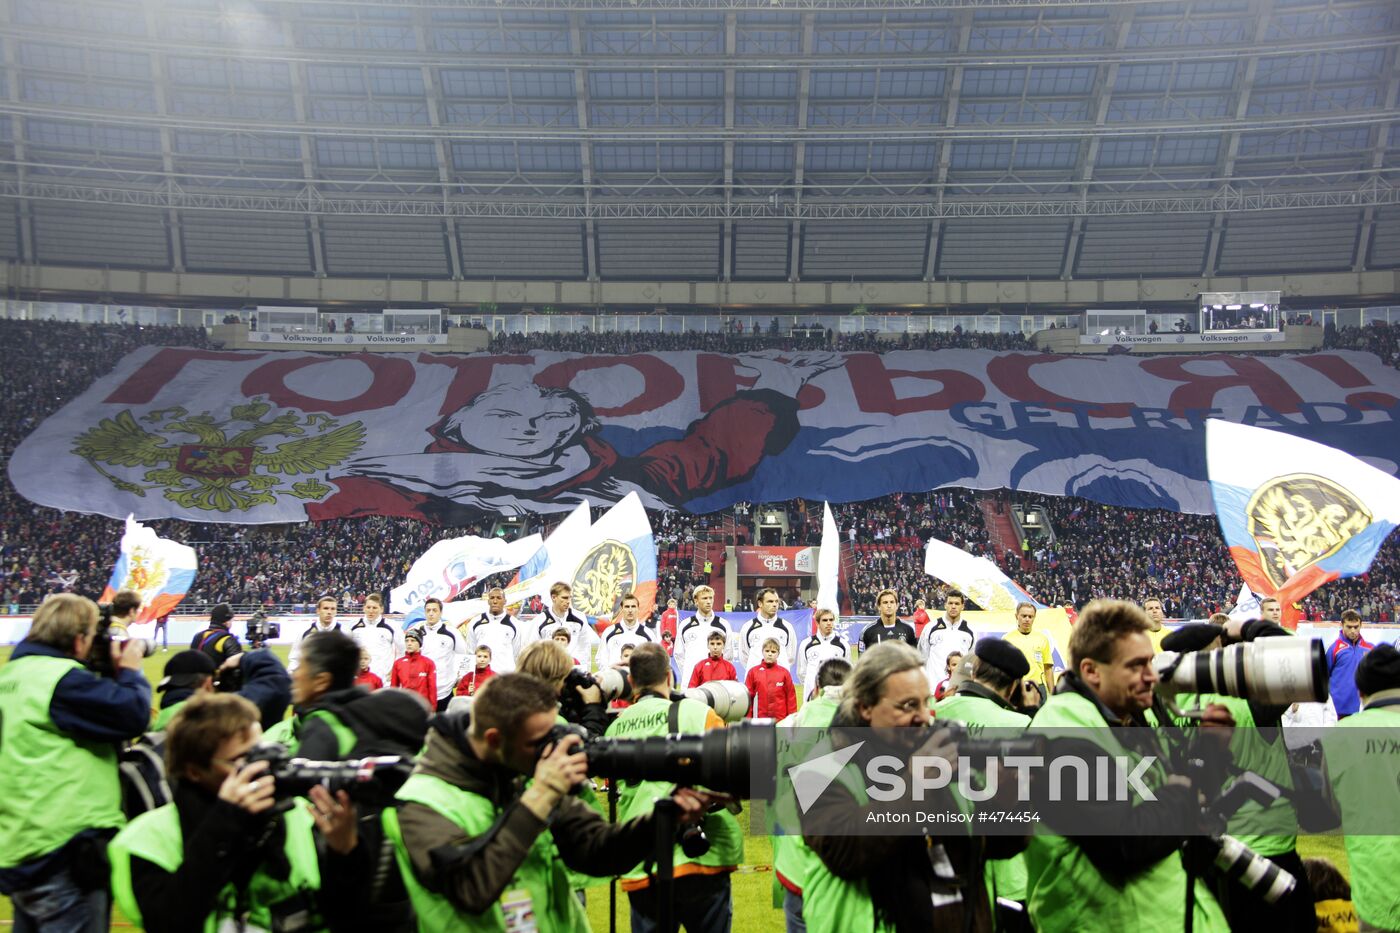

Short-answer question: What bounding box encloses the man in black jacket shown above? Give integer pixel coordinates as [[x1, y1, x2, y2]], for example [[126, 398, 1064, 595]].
[[154, 648, 292, 732], [391, 673, 718, 926], [109, 693, 370, 933], [190, 603, 242, 666]]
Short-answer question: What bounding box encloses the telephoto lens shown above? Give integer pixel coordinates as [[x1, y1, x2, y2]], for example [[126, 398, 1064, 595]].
[[682, 681, 751, 724], [578, 721, 778, 799], [1212, 835, 1297, 904], [1152, 638, 1328, 704]]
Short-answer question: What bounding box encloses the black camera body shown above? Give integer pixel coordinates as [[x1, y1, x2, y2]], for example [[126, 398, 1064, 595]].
[[558, 667, 605, 723], [243, 744, 412, 807], [537, 720, 775, 800], [246, 610, 280, 649]]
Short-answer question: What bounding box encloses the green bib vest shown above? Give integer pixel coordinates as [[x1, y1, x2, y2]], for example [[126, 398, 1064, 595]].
[[1322, 703, 1400, 930], [772, 695, 841, 896], [385, 772, 588, 933], [1171, 693, 1297, 856], [799, 758, 894, 933], [108, 802, 324, 931], [0, 654, 124, 868], [263, 715, 300, 751], [603, 696, 743, 881], [932, 692, 1031, 903], [151, 700, 185, 732], [1025, 690, 1228, 933]]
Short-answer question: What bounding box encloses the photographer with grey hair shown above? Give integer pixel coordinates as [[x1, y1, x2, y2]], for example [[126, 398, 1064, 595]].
[[0, 593, 151, 931], [801, 641, 996, 933]]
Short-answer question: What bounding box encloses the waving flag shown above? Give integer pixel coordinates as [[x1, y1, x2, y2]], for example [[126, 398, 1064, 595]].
[[1227, 582, 1262, 623], [389, 531, 543, 614], [814, 502, 841, 621], [923, 537, 1044, 613], [1206, 419, 1400, 620], [444, 495, 658, 624], [100, 515, 197, 622]]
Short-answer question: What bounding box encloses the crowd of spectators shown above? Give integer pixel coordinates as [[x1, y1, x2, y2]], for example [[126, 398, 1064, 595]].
[[2, 317, 1398, 623], [1326, 319, 1400, 367], [486, 327, 1032, 355]]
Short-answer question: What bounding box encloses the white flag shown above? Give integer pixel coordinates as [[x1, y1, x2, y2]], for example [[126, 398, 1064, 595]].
[[390, 531, 543, 614], [814, 502, 840, 620], [923, 537, 1042, 613]]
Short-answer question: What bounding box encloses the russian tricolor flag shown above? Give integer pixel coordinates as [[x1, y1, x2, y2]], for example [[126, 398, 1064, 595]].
[[1206, 420, 1400, 623], [101, 515, 197, 623]]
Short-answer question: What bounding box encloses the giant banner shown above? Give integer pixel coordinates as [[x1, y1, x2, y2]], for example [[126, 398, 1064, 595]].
[[11, 347, 1400, 523]]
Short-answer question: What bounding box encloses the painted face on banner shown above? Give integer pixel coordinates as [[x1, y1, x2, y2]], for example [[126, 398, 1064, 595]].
[[444, 385, 583, 459]]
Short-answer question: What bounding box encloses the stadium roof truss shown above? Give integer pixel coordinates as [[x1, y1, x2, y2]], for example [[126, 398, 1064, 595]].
[[0, 0, 1395, 282]]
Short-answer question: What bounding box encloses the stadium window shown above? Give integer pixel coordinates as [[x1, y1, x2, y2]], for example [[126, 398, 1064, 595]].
[[734, 143, 794, 171], [657, 71, 722, 98], [452, 142, 515, 171], [368, 67, 424, 96], [736, 71, 798, 99], [810, 70, 878, 99], [378, 141, 436, 169], [735, 103, 797, 126], [315, 138, 376, 167], [511, 71, 575, 99], [441, 69, 508, 98], [594, 143, 656, 172], [1114, 63, 1171, 92], [1173, 61, 1236, 91], [589, 71, 653, 99], [880, 69, 945, 98], [518, 143, 581, 172], [961, 68, 1026, 97], [307, 65, 365, 94], [949, 141, 1013, 170]]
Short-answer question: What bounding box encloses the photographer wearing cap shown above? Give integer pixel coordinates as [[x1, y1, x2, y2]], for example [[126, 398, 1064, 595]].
[[605, 642, 741, 933], [190, 604, 242, 667], [108, 693, 371, 933], [153, 647, 291, 733], [801, 641, 996, 933], [0, 594, 151, 932], [1322, 644, 1400, 932], [1159, 621, 1313, 932], [1025, 600, 1230, 932], [386, 673, 716, 931], [933, 640, 1038, 932]]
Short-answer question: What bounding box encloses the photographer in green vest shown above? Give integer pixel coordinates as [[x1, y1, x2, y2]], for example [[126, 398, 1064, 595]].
[[1322, 643, 1400, 931], [801, 641, 996, 933], [606, 641, 743, 933], [108, 693, 371, 932], [0, 593, 151, 932], [387, 672, 718, 932], [933, 638, 1037, 932], [1025, 600, 1231, 933], [773, 657, 850, 933]]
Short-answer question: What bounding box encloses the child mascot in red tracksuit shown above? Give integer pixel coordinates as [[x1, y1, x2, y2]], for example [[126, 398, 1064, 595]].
[[745, 637, 796, 719]]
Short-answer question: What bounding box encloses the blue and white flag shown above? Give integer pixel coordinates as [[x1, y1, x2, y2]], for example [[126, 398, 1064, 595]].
[[390, 530, 543, 615], [1207, 419, 1400, 616], [100, 515, 197, 623], [923, 537, 1043, 613]]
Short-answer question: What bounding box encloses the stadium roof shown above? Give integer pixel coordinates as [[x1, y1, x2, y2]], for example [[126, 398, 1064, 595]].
[[0, 0, 1397, 283]]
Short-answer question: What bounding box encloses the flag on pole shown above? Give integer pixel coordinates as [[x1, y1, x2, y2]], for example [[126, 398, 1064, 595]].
[[1206, 419, 1400, 619], [445, 494, 659, 625], [923, 537, 1044, 612], [814, 502, 841, 621], [389, 531, 544, 615], [1227, 582, 1262, 623], [100, 515, 197, 622]]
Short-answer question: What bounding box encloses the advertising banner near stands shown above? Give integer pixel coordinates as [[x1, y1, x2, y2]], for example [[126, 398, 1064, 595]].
[[735, 546, 818, 576], [12, 347, 1400, 524]]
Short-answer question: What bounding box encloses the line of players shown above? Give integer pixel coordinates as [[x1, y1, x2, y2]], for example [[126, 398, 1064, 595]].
[[292, 582, 1066, 714]]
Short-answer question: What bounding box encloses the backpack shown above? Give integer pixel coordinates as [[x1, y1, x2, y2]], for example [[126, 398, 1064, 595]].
[[119, 732, 173, 820]]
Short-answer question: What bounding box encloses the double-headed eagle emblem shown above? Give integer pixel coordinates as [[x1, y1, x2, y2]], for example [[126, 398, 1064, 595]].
[[1246, 473, 1372, 588], [73, 397, 365, 512], [571, 539, 639, 618]]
